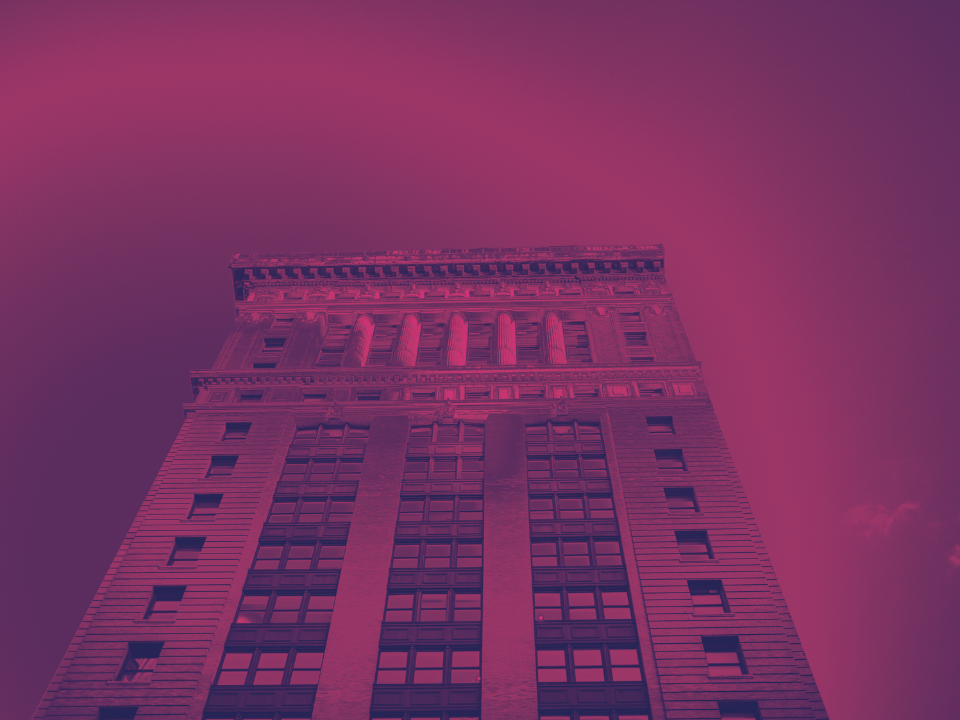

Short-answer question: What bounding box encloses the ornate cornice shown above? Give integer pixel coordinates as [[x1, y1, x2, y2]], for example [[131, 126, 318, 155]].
[[189, 364, 703, 389]]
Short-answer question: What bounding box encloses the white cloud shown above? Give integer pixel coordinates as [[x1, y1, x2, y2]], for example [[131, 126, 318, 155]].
[[845, 501, 921, 537]]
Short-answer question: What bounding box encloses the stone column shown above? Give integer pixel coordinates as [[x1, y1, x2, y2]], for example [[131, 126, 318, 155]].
[[494, 312, 516, 365], [395, 313, 421, 367], [544, 310, 567, 364], [341, 314, 374, 367], [443, 312, 467, 366], [313, 415, 410, 719], [481, 413, 538, 718]]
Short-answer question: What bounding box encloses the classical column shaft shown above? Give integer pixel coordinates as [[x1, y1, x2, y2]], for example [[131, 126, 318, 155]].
[[495, 312, 516, 365], [342, 315, 374, 367], [443, 312, 467, 366], [395, 313, 421, 367], [544, 310, 567, 364]]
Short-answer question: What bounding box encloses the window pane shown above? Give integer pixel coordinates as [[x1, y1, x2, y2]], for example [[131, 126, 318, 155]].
[[609, 648, 639, 665], [379, 651, 408, 668], [222, 653, 253, 669], [253, 670, 284, 685], [611, 666, 644, 681], [376, 669, 407, 683], [294, 651, 324, 667], [290, 670, 322, 684], [537, 649, 566, 666], [216, 670, 248, 685], [573, 649, 602, 666], [415, 651, 444, 667]]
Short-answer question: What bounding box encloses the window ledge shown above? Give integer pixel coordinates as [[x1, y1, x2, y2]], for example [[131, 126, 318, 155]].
[[679, 558, 719, 563], [691, 612, 736, 618], [133, 619, 176, 625], [706, 674, 754, 680]]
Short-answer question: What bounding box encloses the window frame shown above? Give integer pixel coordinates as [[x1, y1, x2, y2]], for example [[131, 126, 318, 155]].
[[528, 493, 616, 521], [222, 422, 252, 440], [688, 580, 730, 614], [145, 586, 186, 619], [535, 644, 643, 684], [117, 642, 163, 683], [391, 540, 484, 569], [675, 531, 713, 560], [382, 589, 482, 623], [396, 495, 484, 523], [233, 590, 337, 625], [265, 495, 356, 524], [251, 540, 347, 571], [188, 493, 223, 519], [533, 587, 634, 622], [374, 646, 482, 685], [531, 537, 624, 568], [213, 647, 325, 687]]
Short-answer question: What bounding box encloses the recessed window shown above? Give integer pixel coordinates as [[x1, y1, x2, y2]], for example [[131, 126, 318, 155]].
[[356, 389, 382, 401], [223, 422, 251, 440], [573, 385, 599, 398], [391, 541, 482, 569], [676, 531, 712, 559], [374, 648, 480, 684], [145, 586, 185, 619], [207, 455, 238, 476], [664, 487, 698, 512], [238, 392, 263, 402], [688, 580, 729, 614], [188, 494, 222, 518], [636, 383, 664, 397], [528, 494, 615, 520], [383, 591, 481, 622], [262, 337, 287, 352], [98, 709, 138, 720], [303, 391, 327, 401], [214, 648, 324, 686], [654, 449, 685, 470], [252, 362, 277, 368], [252, 541, 345, 571], [719, 702, 761, 719], [533, 589, 632, 621], [520, 386, 545, 399], [536, 646, 642, 683], [234, 591, 335, 624], [531, 539, 623, 567], [412, 390, 437, 400], [646, 416, 674, 433], [704, 636, 746, 676], [117, 643, 163, 682], [266, 497, 355, 524], [169, 537, 205, 567]]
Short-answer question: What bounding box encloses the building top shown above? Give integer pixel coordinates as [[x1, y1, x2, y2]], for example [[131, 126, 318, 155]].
[[231, 244, 664, 268]]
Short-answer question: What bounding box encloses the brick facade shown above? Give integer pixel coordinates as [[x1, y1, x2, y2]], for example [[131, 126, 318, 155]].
[[35, 246, 826, 720]]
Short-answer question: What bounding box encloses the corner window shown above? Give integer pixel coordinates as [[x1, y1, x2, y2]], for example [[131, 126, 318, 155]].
[[117, 643, 163, 682], [145, 586, 185, 619]]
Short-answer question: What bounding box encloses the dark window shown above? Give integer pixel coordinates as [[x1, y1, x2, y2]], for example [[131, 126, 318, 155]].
[[207, 455, 238, 476], [688, 580, 729, 614], [397, 496, 483, 523], [235, 592, 335, 624], [145, 586, 185, 619], [367, 324, 398, 365], [303, 391, 327, 401], [563, 322, 592, 363], [383, 591, 481, 622], [654, 449, 685, 470], [266, 497, 354, 524], [665, 487, 698, 512], [536, 646, 642, 683], [252, 362, 277, 368], [117, 643, 163, 682], [262, 337, 286, 352], [374, 648, 481, 685], [704, 636, 746, 676], [99, 709, 138, 720], [465, 389, 490, 400], [252, 542, 345, 571], [466, 323, 493, 363], [719, 702, 761, 719], [214, 648, 324, 686], [417, 322, 446, 365], [676, 531, 712, 559], [391, 541, 482, 569], [533, 589, 633, 622], [529, 494, 615, 520], [519, 386, 545, 399], [412, 390, 437, 400], [188, 494, 222, 518], [573, 385, 599, 397], [318, 323, 351, 366], [238, 392, 263, 402], [636, 383, 664, 397], [168, 537, 205, 567], [645, 416, 674, 433], [525, 422, 607, 481], [516, 322, 542, 363], [531, 539, 623, 567], [277, 458, 364, 488], [223, 422, 251, 440], [357, 389, 382, 401]]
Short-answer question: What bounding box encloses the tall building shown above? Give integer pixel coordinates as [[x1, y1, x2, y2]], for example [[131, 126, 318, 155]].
[[35, 246, 827, 720]]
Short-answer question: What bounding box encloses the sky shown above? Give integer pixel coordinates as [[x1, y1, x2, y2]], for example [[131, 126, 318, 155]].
[[1, 2, 959, 718]]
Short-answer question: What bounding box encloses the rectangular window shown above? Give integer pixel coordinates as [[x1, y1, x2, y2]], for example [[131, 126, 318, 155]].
[[537, 646, 642, 684], [397, 496, 483, 522], [411, 390, 437, 400], [207, 455, 238, 476], [168, 537, 205, 567], [516, 321, 542, 363], [266, 497, 355, 524], [531, 539, 622, 567], [291, 423, 369, 447], [262, 337, 286, 352], [645, 416, 674, 434], [537, 649, 567, 682], [374, 648, 480, 685], [214, 648, 324, 686], [563, 322, 592, 363], [391, 541, 482, 569], [689, 580, 729, 614], [664, 487, 698, 512], [356, 389, 382, 401], [303, 391, 327, 401], [535, 590, 633, 622], [234, 592, 335, 624], [318, 323, 351, 366], [719, 702, 761, 719], [382, 591, 481, 622], [188, 494, 222, 518], [252, 542, 345, 571], [654, 449, 685, 470], [465, 388, 490, 400], [704, 637, 746, 676], [238, 392, 263, 402], [528, 494, 615, 520], [417, 321, 446, 365], [145, 586, 185, 619], [223, 422, 252, 440], [367, 324, 398, 365], [466, 323, 492, 363], [98, 709, 138, 720], [676, 531, 712, 559], [252, 362, 277, 368], [117, 643, 163, 682]]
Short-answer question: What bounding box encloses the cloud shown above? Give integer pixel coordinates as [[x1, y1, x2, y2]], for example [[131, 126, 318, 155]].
[[845, 501, 921, 537], [949, 545, 960, 571]]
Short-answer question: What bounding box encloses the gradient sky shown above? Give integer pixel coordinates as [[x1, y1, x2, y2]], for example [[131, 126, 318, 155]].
[[2, 2, 959, 718]]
